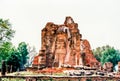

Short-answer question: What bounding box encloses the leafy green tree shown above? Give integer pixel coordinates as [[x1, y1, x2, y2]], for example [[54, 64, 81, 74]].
[[0, 42, 29, 72], [0, 19, 15, 45], [18, 42, 28, 70], [0, 18, 15, 68], [93, 45, 109, 62], [0, 18, 30, 72], [0, 42, 13, 67], [93, 45, 120, 67], [0, 41, 29, 72], [0, 42, 21, 72], [6, 48, 21, 72], [101, 47, 120, 66], [93, 47, 102, 62]]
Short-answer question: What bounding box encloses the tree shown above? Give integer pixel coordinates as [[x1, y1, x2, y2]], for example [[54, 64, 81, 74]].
[[6, 48, 21, 72], [0, 19, 15, 45], [0, 42, 29, 72], [17, 42, 28, 70], [0, 42, 21, 72], [0, 18, 15, 70], [93, 45, 109, 62], [0, 42, 13, 67], [93, 45, 120, 67], [101, 47, 120, 66], [25, 45, 37, 67], [93, 47, 102, 62]]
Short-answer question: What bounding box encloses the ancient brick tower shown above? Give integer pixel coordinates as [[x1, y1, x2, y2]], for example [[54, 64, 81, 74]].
[[32, 17, 99, 68]]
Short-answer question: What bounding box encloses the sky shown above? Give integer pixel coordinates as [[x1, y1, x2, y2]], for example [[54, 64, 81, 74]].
[[0, 0, 120, 52]]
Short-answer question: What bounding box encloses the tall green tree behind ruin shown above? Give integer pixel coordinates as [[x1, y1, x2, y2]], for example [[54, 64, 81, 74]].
[[93, 45, 120, 67]]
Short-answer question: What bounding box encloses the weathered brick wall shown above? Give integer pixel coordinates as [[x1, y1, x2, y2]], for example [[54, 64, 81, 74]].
[[32, 17, 99, 68]]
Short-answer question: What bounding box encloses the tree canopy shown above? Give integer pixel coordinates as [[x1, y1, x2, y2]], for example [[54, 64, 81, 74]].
[[0, 41, 29, 72], [0, 19, 15, 45], [0, 18, 30, 72], [93, 45, 120, 67], [0, 42, 14, 67], [17, 42, 29, 70]]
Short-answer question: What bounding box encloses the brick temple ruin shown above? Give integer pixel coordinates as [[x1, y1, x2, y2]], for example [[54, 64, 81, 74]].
[[32, 16, 100, 69]]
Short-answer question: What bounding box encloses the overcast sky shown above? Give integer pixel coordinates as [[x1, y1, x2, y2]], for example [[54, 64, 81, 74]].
[[0, 0, 120, 52]]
